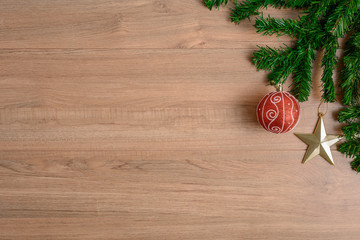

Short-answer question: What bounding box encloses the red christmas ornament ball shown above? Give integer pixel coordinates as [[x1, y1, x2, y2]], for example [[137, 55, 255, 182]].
[[256, 91, 300, 134]]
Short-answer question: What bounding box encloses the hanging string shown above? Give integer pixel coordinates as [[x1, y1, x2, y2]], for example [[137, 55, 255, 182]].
[[317, 100, 328, 117]]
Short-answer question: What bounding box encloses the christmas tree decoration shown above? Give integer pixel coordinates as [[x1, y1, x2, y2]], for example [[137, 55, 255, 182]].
[[256, 86, 300, 134], [295, 103, 343, 165], [204, 0, 360, 171]]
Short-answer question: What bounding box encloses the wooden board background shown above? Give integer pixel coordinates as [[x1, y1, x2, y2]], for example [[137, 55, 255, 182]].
[[1, 1, 360, 239]]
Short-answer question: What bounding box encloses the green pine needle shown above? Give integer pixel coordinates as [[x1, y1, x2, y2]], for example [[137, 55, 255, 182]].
[[230, 0, 289, 23], [338, 106, 360, 123], [204, 0, 228, 10], [325, 0, 360, 37], [350, 156, 360, 172], [290, 45, 315, 102], [321, 38, 338, 102], [342, 123, 360, 140], [255, 16, 300, 38], [252, 45, 291, 71], [339, 140, 360, 159]]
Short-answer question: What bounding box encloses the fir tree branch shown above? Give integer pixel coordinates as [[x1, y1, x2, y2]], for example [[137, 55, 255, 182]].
[[353, 32, 360, 48], [255, 16, 300, 38], [231, 0, 289, 23], [338, 105, 360, 123], [340, 40, 360, 105], [252, 45, 291, 71], [230, 0, 313, 23], [252, 45, 298, 86], [342, 123, 360, 140], [204, 0, 228, 10], [339, 139, 360, 159], [325, 0, 360, 37], [350, 156, 360, 172], [290, 45, 315, 101], [321, 38, 338, 102], [339, 105, 360, 171], [287, 0, 312, 9], [267, 62, 295, 86]]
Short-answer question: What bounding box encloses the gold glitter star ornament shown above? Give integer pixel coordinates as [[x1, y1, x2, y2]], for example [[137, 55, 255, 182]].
[[295, 113, 343, 165]]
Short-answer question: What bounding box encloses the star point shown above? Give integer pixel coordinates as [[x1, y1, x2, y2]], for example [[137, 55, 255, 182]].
[[295, 115, 342, 165]]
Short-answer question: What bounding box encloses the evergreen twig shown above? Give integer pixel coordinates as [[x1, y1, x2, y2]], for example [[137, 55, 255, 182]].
[[321, 38, 338, 102], [255, 16, 300, 38], [204, 0, 228, 10]]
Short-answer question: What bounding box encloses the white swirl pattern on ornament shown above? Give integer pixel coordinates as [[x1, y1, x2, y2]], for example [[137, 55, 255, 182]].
[[283, 92, 295, 133], [266, 93, 281, 133], [257, 91, 300, 134], [260, 93, 272, 132], [266, 109, 278, 120], [271, 126, 281, 133], [271, 95, 282, 103]]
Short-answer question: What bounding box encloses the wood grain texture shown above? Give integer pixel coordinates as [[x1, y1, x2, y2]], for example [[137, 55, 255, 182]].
[[0, 0, 359, 239], [0, 0, 297, 49]]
